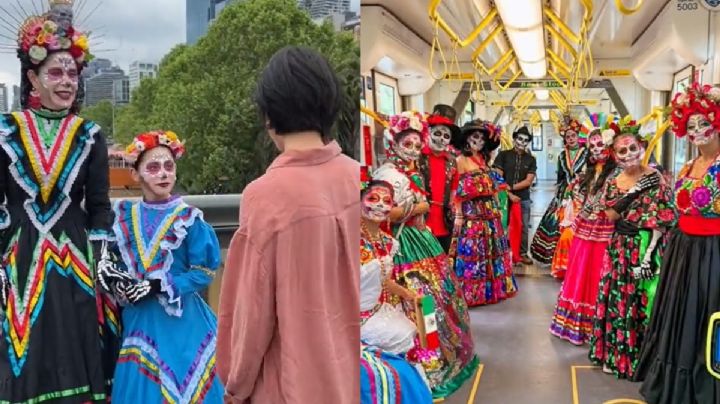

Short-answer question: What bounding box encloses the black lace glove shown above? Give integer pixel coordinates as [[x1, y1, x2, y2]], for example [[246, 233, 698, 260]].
[[93, 240, 134, 294], [612, 173, 661, 214], [121, 279, 162, 304]]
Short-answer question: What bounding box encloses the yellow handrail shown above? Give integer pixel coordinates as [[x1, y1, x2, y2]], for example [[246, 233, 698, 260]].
[[361, 106, 388, 127], [615, 0, 643, 15]]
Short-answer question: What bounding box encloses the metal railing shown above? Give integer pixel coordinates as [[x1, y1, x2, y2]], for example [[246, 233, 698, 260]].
[[110, 194, 242, 245]]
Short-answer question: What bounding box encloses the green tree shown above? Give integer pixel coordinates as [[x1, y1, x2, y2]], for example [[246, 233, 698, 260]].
[[82, 100, 116, 140], [113, 0, 359, 194]]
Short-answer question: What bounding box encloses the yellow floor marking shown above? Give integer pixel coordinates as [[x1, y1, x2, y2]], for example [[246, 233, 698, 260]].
[[466, 364, 484, 404], [571, 365, 647, 404]]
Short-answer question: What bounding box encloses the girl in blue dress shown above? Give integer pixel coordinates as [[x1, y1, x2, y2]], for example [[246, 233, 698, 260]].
[[104, 130, 224, 403]]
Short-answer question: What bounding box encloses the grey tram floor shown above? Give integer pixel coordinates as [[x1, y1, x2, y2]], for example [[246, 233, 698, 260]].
[[439, 181, 647, 404]]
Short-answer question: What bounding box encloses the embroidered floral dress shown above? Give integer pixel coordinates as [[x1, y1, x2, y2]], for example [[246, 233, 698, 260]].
[[373, 160, 477, 399], [112, 196, 224, 403], [0, 110, 120, 402], [635, 155, 720, 403], [588, 173, 676, 379], [531, 147, 588, 264], [449, 161, 516, 306]]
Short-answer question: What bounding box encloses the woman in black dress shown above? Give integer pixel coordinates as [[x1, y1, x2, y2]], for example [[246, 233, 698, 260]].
[[0, 3, 129, 402], [634, 83, 720, 403]]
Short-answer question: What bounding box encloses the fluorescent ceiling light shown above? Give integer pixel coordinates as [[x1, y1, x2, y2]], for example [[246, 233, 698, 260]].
[[494, 0, 542, 29], [505, 29, 545, 63], [539, 109, 550, 121], [519, 59, 547, 79], [535, 89, 549, 100], [496, 0, 546, 78]]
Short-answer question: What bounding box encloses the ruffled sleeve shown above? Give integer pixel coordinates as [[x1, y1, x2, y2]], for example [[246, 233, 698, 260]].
[[149, 217, 221, 316]]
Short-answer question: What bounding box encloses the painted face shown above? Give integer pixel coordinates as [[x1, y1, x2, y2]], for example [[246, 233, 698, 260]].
[[429, 125, 451, 152], [136, 147, 176, 200], [361, 185, 393, 222], [564, 130, 579, 149], [468, 131, 485, 152], [514, 134, 531, 151], [613, 135, 644, 169], [396, 132, 423, 162], [686, 114, 716, 146], [31, 52, 78, 110], [588, 134, 608, 162]]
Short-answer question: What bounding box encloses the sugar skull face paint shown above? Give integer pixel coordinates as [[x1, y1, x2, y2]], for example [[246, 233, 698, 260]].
[[514, 134, 531, 151], [361, 185, 394, 222], [588, 134, 608, 162], [136, 147, 176, 201], [30, 52, 78, 110], [564, 130, 579, 149], [396, 132, 423, 162], [686, 114, 716, 146], [468, 131, 485, 152], [429, 125, 451, 152], [613, 135, 644, 169]]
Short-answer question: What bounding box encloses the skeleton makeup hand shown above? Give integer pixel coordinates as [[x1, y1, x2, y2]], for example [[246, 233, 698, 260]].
[[687, 114, 717, 146], [429, 125, 452, 152]]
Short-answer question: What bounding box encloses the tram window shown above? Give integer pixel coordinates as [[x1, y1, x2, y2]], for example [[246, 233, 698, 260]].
[[377, 83, 396, 116], [464, 101, 475, 124]]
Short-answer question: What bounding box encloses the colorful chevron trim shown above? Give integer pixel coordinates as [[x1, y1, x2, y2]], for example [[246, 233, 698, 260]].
[[118, 330, 217, 404], [361, 347, 402, 404], [2, 232, 95, 376]]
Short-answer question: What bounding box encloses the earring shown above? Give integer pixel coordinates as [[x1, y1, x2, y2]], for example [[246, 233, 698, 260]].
[[28, 88, 41, 110]]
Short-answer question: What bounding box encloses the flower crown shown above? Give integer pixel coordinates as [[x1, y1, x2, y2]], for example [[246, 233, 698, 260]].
[[387, 111, 429, 140], [671, 82, 720, 138], [125, 130, 186, 163], [18, 14, 91, 65], [560, 117, 584, 136]]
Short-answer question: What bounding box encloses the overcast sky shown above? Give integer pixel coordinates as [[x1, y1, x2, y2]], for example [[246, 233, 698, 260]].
[[0, 0, 360, 106]]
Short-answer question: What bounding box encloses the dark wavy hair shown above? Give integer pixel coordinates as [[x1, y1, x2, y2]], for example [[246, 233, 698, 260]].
[[578, 155, 617, 195], [18, 50, 86, 113]]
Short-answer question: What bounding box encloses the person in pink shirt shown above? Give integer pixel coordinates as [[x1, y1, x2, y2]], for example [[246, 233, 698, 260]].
[[216, 46, 360, 403]]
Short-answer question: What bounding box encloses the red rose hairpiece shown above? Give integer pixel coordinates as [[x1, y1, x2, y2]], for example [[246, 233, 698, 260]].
[[670, 82, 720, 138], [125, 130, 186, 163]]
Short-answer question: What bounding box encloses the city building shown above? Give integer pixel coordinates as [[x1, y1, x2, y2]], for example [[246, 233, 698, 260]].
[[208, 0, 230, 25], [84, 66, 127, 107], [11, 85, 20, 111], [82, 58, 113, 78], [113, 78, 131, 105], [307, 0, 350, 20], [186, 0, 211, 45], [0, 84, 8, 113], [128, 61, 158, 96]]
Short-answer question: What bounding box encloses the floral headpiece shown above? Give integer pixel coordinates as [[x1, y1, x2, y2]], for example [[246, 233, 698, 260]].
[[125, 130, 186, 163], [670, 82, 720, 138], [387, 111, 429, 141], [559, 117, 584, 136], [17, 2, 92, 66]]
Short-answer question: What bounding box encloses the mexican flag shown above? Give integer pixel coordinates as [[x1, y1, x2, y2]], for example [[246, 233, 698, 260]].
[[416, 295, 439, 350]]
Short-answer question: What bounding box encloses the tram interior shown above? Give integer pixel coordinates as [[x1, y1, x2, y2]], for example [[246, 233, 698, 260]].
[[360, 0, 720, 403]]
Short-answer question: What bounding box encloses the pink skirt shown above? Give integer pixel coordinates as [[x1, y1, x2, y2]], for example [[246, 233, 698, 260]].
[[549, 236, 609, 345]]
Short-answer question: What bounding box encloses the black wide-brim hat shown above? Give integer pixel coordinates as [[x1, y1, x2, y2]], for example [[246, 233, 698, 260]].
[[452, 119, 500, 152], [427, 114, 461, 139]]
